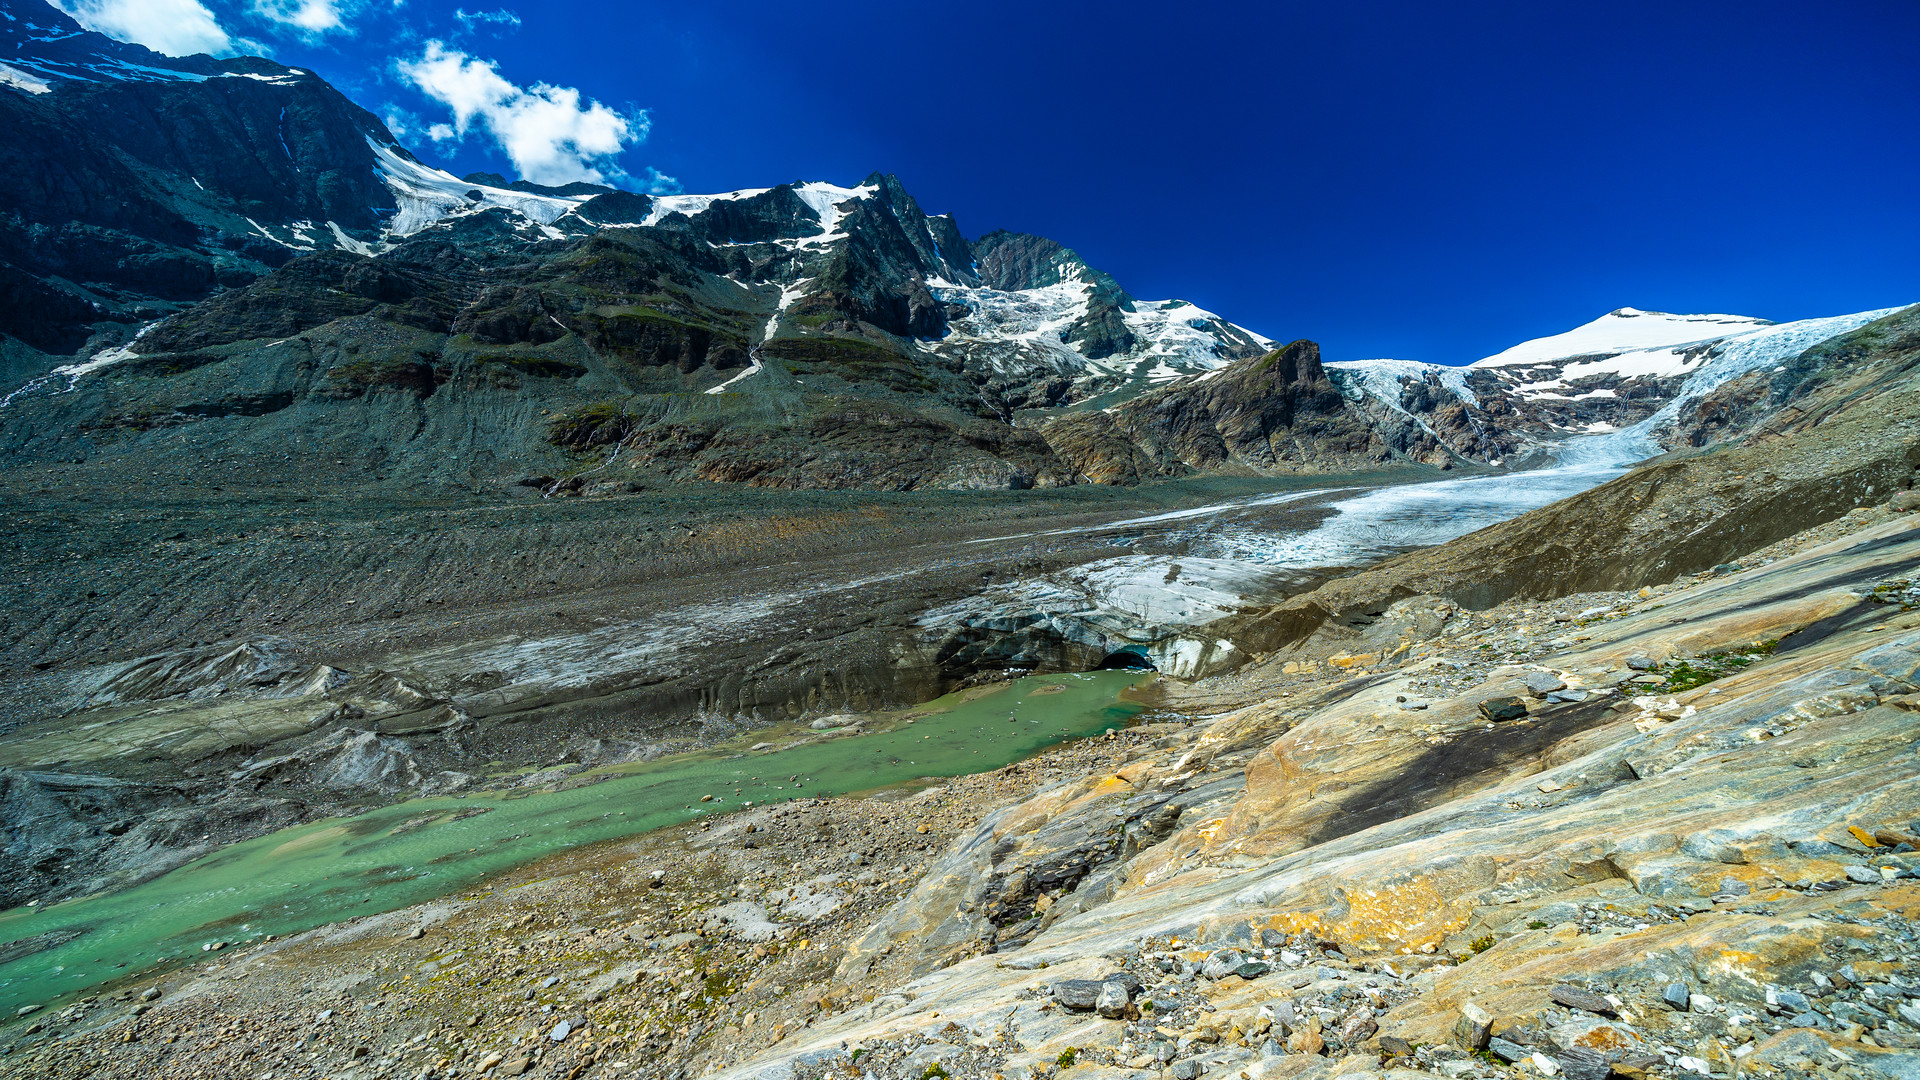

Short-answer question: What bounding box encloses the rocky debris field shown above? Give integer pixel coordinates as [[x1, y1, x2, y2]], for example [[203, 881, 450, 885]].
[[8, 499, 1920, 1080], [673, 499, 1920, 1080], [0, 470, 1363, 911]]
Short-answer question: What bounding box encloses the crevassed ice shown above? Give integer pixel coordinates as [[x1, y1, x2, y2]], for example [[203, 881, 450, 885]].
[[1327, 358, 1480, 409], [1588, 305, 1908, 452]]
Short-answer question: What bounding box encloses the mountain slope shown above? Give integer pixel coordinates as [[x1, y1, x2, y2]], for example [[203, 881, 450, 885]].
[[1323, 305, 1906, 467], [1, 2, 1907, 494], [0, 0, 418, 354], [1040, 339, 1380, 484], [1036, 305, 1910, 485], [0, 4, 1283, 490]]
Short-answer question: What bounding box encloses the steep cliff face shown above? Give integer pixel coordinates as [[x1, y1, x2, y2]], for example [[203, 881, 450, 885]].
[[1, 0, 1906, 493], [0, 0, 409, 352], [1041, 341, 1391, 483]]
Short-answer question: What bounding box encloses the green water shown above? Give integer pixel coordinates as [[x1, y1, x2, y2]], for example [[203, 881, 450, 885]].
[[0, 669, 1150, 1016]]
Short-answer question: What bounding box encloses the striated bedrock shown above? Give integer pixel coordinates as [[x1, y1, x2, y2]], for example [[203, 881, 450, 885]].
[[713, 507, 1920, 1080], [1040, 340, 1388, 483]]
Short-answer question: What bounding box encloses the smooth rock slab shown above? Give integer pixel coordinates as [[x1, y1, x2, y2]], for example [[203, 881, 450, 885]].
[[1524, 672, 1568, 696]]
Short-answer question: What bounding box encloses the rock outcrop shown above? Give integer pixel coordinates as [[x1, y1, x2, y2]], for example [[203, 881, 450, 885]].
[[1041, 341, 1383, 482], [710, 500, 1920, 1080]]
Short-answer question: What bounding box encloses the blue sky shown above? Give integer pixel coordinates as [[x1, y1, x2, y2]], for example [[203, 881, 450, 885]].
[[57, 0, 1920, 365]]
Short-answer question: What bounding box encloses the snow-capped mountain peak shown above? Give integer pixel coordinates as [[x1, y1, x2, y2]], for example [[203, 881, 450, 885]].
[[1469, 307, 1774, 368], [1322, 305, 1903, 470]]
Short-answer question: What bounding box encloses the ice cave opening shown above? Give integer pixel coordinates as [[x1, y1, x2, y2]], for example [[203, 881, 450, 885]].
[[1095, 647, 1155, 671]]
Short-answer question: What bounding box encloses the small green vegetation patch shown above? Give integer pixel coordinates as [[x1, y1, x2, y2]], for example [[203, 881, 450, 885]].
[[1659, 641, 1777, 692], [922, 1065, 951, 1080], [1056, 1048, 1077, 1068], [323, 356, 439, 397], [547, 399, 635, 449], [483, 356, 587, 378], [1868, 579, 1920, 609]]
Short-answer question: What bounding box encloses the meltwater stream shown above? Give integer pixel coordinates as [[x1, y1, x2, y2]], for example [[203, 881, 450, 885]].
[[0, 670, 1150, 1015]]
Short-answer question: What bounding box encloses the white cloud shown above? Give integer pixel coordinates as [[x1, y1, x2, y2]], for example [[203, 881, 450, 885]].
[[51, 0, 233, 56], [633, 167, 681, 195], [453, 7, 520, 33], [252, 0, 357, 36], [397, 41, 651, 187]]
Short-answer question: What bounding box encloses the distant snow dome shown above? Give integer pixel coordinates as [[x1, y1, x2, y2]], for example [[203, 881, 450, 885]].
[[1470, 308, 1774, 368]]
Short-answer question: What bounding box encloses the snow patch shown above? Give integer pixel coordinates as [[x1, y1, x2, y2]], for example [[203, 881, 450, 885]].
[[0, 62, 50, 93], [368, 139, 592, 238], [0, 325, 157, 409], [326, 221, 378, 257], [789, 181, 877, 246]]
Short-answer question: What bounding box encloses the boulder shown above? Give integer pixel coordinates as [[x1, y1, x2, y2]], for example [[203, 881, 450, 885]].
[[1478, 696, 1530, 722], [1050, 979, 1105, 1010], [1201, 949, 1247, 980], [1453, 1001, 1493, 1049], [1548, 985, 1616, 1016]]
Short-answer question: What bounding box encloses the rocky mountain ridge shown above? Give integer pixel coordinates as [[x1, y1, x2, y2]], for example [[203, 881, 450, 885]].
[[1319, 307, 1906, 468], [9, 0, 1906, 492]]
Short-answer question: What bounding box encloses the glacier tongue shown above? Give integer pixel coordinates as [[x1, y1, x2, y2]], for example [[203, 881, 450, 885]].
[[1327, 357, 1480, 410], [1570, 304, 1907, 462], [1323, 304, 1906, 469]]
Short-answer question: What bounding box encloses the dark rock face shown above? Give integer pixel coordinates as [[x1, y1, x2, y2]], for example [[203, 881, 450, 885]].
[[975, 230, 1136, 357], [1042, 340, 1382, 482], [658, 185, 825, 247], [568, 190, 655, 227], [0, 0, 402, 350]]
